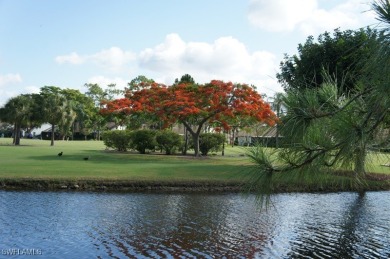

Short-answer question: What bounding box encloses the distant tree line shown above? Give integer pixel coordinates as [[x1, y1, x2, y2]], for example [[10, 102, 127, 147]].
[[0, 74, 277, 152], [0, 83, 122, 146]]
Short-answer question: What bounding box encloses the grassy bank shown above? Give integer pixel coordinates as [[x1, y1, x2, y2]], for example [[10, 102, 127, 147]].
[[0, 138, 390, 192], [0, 138, 250, 191]]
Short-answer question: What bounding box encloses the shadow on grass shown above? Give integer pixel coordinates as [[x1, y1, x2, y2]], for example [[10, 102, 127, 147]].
[[26, 154, 156, 164], [24, 151, 230, 166]]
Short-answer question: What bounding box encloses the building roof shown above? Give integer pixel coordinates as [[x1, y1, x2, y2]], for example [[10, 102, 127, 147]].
[[259, 126, 278, 138]]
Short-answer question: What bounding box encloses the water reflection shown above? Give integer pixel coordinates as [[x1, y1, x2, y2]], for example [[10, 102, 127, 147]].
[[284, 193, 366, 258], [279, 192, 390, 258], [0, 191, 390, 258], [89, 193, 273, 258]]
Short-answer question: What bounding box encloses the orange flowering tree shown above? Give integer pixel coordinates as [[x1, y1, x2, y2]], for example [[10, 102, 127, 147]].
[[102, 80, 277, 156]]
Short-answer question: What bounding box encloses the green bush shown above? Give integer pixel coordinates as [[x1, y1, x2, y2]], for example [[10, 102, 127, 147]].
[[130, 129, 157, 154], [156, 130, 183, 155], [102, 130, 132, 152], [199, 133, 225, 156]]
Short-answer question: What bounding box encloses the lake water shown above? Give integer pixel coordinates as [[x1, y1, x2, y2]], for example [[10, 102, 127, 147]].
[[1, 190, 390, 258]]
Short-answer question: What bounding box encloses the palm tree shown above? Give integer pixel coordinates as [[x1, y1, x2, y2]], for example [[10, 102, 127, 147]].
[[39, 86, 70, 146], [58, 103, 77, 140], [0, 95, 33, 145]]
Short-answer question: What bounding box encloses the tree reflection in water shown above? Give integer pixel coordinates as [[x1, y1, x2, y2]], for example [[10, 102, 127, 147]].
[[92, 193, 273, 258], [286, 192, 390, 258], [1, 191, 390, 258]]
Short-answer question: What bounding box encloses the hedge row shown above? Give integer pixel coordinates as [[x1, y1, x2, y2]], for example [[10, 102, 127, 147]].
[[102, 130, 225, 155]]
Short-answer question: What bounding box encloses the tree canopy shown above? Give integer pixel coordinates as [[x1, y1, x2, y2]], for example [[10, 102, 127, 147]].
[[248, 0, 390, 200], [0, 94, 37, 145], [102, 80, 277, 156], [39, 86, 74, 146], [0, 85, 103, 144], [277, 27, 380, 95], [174, 74, 195, 85]]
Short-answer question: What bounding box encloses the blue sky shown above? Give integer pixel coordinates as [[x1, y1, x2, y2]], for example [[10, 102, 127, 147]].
[[0, 0, 378, 106]]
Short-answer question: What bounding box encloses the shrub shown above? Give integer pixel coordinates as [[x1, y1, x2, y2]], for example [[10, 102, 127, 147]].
[[156, 130, 183, 155], [199, 133, 225, 156], [102, 130, 132, 152], [130, 129, 157, 154]]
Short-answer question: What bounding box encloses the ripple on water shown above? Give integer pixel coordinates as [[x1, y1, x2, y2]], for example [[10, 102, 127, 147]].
[[1, 191, 390, 258]]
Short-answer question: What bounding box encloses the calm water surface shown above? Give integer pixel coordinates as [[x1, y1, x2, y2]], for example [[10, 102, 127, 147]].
[[0, 190, 390, 258]]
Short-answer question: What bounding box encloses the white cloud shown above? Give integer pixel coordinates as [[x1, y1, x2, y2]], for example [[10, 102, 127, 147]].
[[138, 33, 282, 96], [55, 52, 84, 65], [0, 73, 23, 105], [248, 0, 377, 35], [0, 85, 39, 107], [248, 0, 317, 32], [139, 34, 186, 71], [54, 34, 285, 97], [299, 0, 376, 35], [0, 73, 22, 87], [24, 85, 40, 94], [55, 47, 136, 72], [90, 47, 136, 71]]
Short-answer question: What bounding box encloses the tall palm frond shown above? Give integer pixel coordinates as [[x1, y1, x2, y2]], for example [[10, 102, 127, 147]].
[[372, 0, 390, 25]]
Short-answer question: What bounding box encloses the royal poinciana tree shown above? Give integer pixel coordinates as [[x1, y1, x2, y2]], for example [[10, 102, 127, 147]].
[[102, 80, 277, 156]]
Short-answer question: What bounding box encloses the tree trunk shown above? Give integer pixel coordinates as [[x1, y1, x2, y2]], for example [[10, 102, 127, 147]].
[[182, 120, 208, 157], [182, 126, 188, 155], [14, 123, 21, 145], [12, 123, 17, 144], [231, 127, 237, 147], [354, 141, 367, 176], [191, 132, 200, 157], [51, 124, 55, 146], [222, 131, 225, 156], [72, 122, 75, 141]]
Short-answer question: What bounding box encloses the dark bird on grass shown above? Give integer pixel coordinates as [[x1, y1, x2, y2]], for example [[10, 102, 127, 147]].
[[83, 156, 90, 160], [58, 152, 63, 157]]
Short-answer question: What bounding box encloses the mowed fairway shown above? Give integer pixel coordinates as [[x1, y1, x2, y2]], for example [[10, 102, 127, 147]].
[[1, 138, 390, 192], [0, 138, 250, 183]]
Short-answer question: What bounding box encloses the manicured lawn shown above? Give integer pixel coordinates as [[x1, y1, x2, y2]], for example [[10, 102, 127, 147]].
[[365, 151, 390, 174], [1, 137, 390, 191], [0, 138, 250, 182]]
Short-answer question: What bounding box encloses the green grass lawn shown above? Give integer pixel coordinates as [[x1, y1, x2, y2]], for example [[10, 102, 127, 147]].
[[0, 138, 250, 183], [1, 137, 390, 191]]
